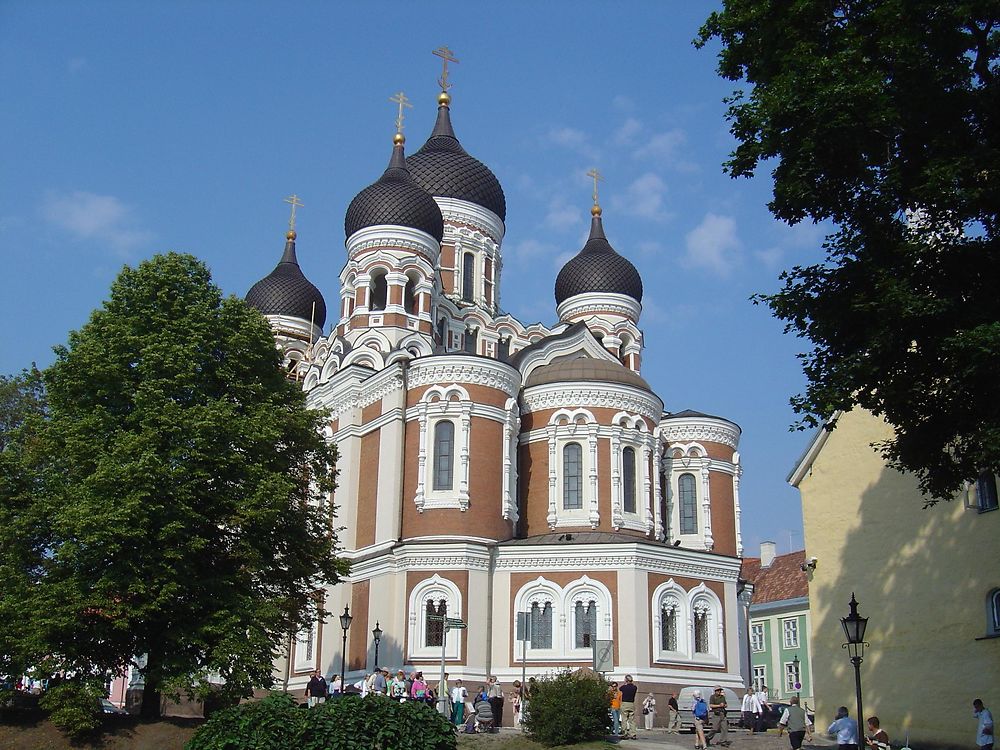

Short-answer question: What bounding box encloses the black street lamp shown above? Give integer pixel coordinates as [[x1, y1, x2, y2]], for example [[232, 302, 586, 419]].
[[339, 605, 353, 690], [840, 593, 869, 727], [792, 654, 800, 698], [372, 620, 382, 668]]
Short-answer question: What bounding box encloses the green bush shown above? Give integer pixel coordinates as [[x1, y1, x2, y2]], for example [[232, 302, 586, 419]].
[[38, 680, 105, 739], [523, 670, 610, 746], [186, 692, 456, 750]]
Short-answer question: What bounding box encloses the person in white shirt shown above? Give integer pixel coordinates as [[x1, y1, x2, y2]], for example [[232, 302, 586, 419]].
[[974, 698, 994, 750], [451, 679, 469, 726], [755, 685, 770, 732], [827, 706, 861, 750], [742, 688, 763, 733]]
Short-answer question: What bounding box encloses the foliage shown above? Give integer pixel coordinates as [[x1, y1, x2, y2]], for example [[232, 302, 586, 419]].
[[523, 671, 609, 746], [0, 253, 347, 711], [0, 366, 45, 452], [698, 1, 1000, 502], [38, 680, 105, 739], [186, 693, 457, 750]]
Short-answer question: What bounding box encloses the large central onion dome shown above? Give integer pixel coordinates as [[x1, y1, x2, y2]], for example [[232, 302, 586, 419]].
[[345, 135, 444, 242], [246, 231, 327, 328], [406, 93, 506, 222], [554, 208, 643, 304]]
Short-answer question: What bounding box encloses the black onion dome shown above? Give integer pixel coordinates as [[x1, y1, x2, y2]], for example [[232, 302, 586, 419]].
[[246, 234, 327, 328], [406, 102, 506, 221], [554, 213, 643, 304], [345, 140, 444, 242]]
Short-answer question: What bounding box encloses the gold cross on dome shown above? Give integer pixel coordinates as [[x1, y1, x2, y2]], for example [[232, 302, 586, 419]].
[[389, 91, 412, 134], [432, 45, 459, 91], [586, 168, 604, 206], [284, 194, 304, 231]]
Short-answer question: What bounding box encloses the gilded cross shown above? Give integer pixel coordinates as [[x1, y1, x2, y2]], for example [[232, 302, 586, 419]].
[[284, 194, 304, 231], [586, 168, 604, 206], [389, 91, 412, 134], [432, 45, 459, 91]]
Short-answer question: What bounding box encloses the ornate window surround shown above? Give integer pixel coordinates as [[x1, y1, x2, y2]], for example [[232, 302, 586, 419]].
[[651, 578, 691, 663], [413, 385, 472, 512], [664, 442, 714, 550], [689, 583, 725, 666], [408, 574, 462, 660], [546, 409, 600, 529], [512, 575, 614, 662], [294, 620, 318, 673], [611, 412, 655, 534]]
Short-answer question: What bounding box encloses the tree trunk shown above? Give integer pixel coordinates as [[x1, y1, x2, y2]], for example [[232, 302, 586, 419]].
[[139, 650, 162, 718]]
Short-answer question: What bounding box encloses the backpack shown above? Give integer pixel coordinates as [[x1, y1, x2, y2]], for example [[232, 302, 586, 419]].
[[694, 698, 708, 719]]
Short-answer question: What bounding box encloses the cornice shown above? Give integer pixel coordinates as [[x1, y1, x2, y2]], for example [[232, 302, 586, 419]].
[[345, 224, 441, 262], [522, 383, 662, 422], [408, 356, 521, 396], [308, 362, 405, 419], [660, 416, 741, 450], [556, 292, 642, 323], [436, 197, 505, 243]]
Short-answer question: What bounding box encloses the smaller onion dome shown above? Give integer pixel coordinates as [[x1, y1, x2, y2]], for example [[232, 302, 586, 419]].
[[406, 93, 507, 222], [246, 231, 327, 328], [554, 208, 643, 304], [344, 135, 444, 242]]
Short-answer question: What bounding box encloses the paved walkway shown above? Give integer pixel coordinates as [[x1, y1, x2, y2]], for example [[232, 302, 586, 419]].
[[599, 728, 838, 750]]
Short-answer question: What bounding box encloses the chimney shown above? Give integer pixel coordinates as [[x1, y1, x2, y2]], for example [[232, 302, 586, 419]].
[[760, 541, 777, 569]]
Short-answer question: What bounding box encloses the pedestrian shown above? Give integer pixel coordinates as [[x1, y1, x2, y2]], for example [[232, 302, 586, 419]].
[[865, 716, 890, 750], [304, 670, 328, 707], [330, 674, 342, 695], [389, 669, 407, 701], [642, 692, 656, 730], [974, 699, 995, 750], [609, 681, 622, 736], [411, 671, 429, 704], [777, 696, 809, 750], [692, 690, 709, 750], [451, 679, 468, 726], [827, 706, 861, 750], [756, 684, 770, 733], [705, 686, 731, 747], [667, 691, 680, 732], [371, 667, 388, 696], [742, 687, 762, 732], [488, 675, 505, 728], [438, 672, 452, 717], [620, 674, 639, 739], [510, 680, 524, 727]]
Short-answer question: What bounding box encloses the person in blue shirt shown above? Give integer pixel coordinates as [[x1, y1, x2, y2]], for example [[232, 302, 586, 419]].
[[974, 698, 994, 750], [827, 706, 860, 750], [692, 690, 709, 750]]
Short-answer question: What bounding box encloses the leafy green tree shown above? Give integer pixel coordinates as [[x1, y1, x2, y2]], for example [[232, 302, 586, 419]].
[[523, 670, 610, 746], [698, 1, 1000, 502], [0, 252, 346, 715], [0, 366, 45, 451]]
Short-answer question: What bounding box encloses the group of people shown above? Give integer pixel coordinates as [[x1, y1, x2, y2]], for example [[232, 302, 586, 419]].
[[690, 686, 734, 749]]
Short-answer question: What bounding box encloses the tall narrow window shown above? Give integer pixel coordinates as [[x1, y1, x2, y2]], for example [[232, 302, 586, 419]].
[[977, 471, 999, 511], [529, 602, 552, 649], [404, 276, 418, 314], [497, 337, 510, 360], [425, 599, 446, 647], [694, 608, 709, 653], [679, 473, 698, 534], [437, 319, 447, 347], [750, 623, 765, 652], [464, 328, 478, 354], [462, 253, 475, 302], [563, 443, 583, 509], [370, 272, 388, 311], [785, 661, 801, 692], [575, 601, 596, 648], [660, 602, 678, 651], [752, 666, 766, 692], [433, 421, 455, 490], [782, 618, 799, 648], [623, 447, 637, 513], [989, 588, 1000, 635]]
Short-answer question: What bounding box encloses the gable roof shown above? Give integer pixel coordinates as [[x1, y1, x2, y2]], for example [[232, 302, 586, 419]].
[[740, 550, 809, 605]]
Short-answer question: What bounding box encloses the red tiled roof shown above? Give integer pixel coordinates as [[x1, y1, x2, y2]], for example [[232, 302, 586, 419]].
[[740, 550, 809, 605]]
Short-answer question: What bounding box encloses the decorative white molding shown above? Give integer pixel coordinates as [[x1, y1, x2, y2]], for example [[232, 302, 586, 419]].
[[345, 224, 441, 263], [307, 363, 404, 420], [660, 416, 741, 450], [555, 292, 642, 325], [523, 383, 662, 422], [435, 196, 505, 244], [408, 356, 520, 396], [502, 398, 521, 525]]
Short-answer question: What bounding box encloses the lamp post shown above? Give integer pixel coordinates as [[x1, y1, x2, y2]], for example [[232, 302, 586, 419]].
[[792, 654, 800, 699], [371, 620, 382, 668], [840, 593, 869, 727], [339, 605, 353, 691]]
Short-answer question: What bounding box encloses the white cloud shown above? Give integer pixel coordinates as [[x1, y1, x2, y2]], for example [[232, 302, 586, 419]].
[[633, 128, 686, 164], [506, 238, 565, 268], [546, 127, 599, 160], [613, 117, 643, 146], [683, 213, 742, 277], [544, 197, 583, 232], [41, 190, 153, 256], [636, 240, 665, 255], [612, 94, 635, 112], [754, 246, 784, 268], [610, 172, 669, 221]]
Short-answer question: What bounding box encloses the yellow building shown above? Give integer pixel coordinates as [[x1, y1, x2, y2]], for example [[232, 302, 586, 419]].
[[789, 409, 999, 748]]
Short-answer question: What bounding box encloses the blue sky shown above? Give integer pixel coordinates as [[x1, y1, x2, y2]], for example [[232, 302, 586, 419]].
[[0, 1, 826, 558]]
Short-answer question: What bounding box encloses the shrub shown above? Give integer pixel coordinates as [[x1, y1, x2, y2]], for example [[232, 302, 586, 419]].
[[186, 692, 456, 750], [523, 670, 610, 746], [38, 680, 105, 739]]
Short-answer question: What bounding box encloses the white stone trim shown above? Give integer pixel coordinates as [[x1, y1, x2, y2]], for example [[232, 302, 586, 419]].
[[502, 398, 520, 525], [413, 384, 472, 512], [523, 382, 662, 423], [408, 356, 520, 396], [555, 291, 642, 324], [511, 575, 614, 662], [345, 224, 441, 263], [546, 409, 600, 529], [651, 578, 691, 663], [660, 415, 741, 450], [688, 582, 725, 667], [435, 197, 505, 244], [307, 363, 404, 421], [407, 574, 462, 660], [733, 453, 744, 557], [515, 324, 619, 382]]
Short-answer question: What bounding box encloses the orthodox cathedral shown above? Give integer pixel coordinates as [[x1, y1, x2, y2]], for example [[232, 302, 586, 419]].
[[245, 55, 747, 713]]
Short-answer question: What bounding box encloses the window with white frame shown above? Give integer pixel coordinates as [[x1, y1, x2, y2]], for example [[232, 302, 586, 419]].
[[413, 385, 471, 512], [782, 618, 799, 648], [785, 660, 801, 692], [652, 580, 689, 661], [622, 447, 637, 514], [432, 420, 455, 490], [574, 600, 597, 648], [294, 620, 317, 672], [688, 584, 723, 663], [752, 666, 766, 692], [694, 607, 710, 653], [408, 574, 461, 660], [529, 601, 553, 649], [987, 588, 1000, 636], [462, 252, 475, 302], [563, 442, 583, 509], [977, 471, 999, 512], [425, 599, 447, 646], [751, 623, 765, 652], [515, 576, 611, 660], [678, 473, 698, 534], [661, 598, 680, 651]]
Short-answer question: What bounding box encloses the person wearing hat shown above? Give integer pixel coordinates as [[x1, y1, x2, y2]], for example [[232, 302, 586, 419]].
[[705, 686, 731, 746], [692, 690, 709, 749]]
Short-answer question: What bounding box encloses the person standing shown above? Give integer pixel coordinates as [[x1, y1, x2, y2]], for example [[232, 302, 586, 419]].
[[742, 687, 762, 732], [974, 699, 995, 750], [865, 716, 890, 750], [667, 691, 680, 732], [451, 679, 468, 726], [827, 706, 861, 750], [389, 670, 407, 701], [705, 686, 731, 747], [609, 681, 623, 736], [411, 671, 429, 704], [692, 690, 709, 750], [619, 675, 639, 739], [304, 670, 327, 707], [777, 696, 809, 750], [329, 674, 342, 695], [488, 676, 505, 728], [642, 692, 656, 730]]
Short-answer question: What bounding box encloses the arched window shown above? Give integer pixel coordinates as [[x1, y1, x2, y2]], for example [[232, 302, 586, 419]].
[[404, 275, 418, 315], [623, 447, 637, 513], [693, 605, 710, 653], [530, 601, 553, 649], [370, 271, 388, 311], [437, 318, 447, 347], [464, 327, 478, 354], [660, 598, 679, 651], [988, 588, 1000, 636], [425, 599, 447, 647], [433, 421, 455, 490], [574, 600, 597, 648], [563, 442, 583, 509], [679, 473, 698, 534], [462, 253, 475, 301]]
